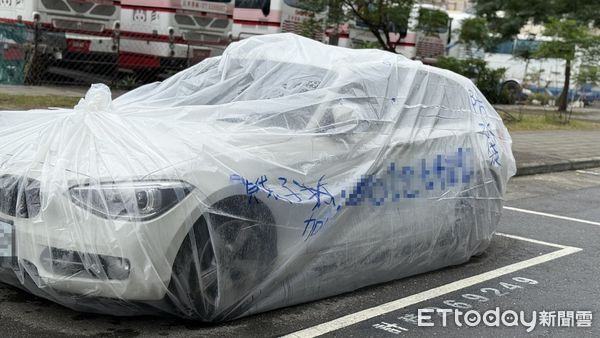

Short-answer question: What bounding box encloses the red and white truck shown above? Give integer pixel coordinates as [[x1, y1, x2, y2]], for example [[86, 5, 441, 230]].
[[118, 0, 233, 80], [232, 0, 325, 42], [0, 0, 121, 84]]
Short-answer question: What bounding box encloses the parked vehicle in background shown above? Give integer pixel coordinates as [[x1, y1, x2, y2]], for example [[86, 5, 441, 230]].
[[232, 0, 325, 41], [0, 0, 120, 84], [349, 4, 449, 63], [118, 0, 233, 82], [445, 12, 600, 105]]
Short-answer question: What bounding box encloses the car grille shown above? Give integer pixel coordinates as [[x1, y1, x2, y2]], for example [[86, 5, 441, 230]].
[[0, 175, 41, 218]]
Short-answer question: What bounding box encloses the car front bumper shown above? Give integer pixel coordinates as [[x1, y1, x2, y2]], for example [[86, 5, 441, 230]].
[[2, 190, 202, 301]]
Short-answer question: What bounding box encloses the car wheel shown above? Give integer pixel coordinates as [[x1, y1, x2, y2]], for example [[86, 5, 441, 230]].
[[169, 216, 219, 319], [169, 196, 276, 320], [452, 169, 502, 255]]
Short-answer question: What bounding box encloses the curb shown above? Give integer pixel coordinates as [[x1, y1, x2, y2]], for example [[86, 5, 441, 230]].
[[516, 157, 600, 176]]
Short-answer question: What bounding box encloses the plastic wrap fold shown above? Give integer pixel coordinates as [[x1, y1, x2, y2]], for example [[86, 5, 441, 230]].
[[0, 33, 516, 321]]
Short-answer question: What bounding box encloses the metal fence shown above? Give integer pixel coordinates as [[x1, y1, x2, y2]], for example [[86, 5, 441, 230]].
[[0, 22, 212, 89]]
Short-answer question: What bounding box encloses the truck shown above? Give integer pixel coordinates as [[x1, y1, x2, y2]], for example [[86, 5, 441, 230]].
[[232, 0, 325, 42], [0, 0, 121, 84], [118, 0, 233, 81]]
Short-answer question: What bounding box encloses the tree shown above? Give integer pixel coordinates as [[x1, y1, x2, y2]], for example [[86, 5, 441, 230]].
[[474, 0, 600, 37], [513, 37, 538, 84], [415, 7, 449, 36], [474, 0, 600, 112], [435, 57, 508, 104], [342, 0, 414, 52], [294, 0, 327, 40], [297, 0, 349, 44], [325, 0, 348, 45], [458, 17, 491, 58], [575, 65, 600, 107], [534, 17, 598, 112]]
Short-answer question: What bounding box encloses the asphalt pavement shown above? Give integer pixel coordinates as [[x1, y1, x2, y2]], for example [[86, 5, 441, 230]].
[[1, 168, 600, 337]]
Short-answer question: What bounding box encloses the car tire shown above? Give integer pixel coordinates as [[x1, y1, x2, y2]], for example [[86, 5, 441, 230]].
[[168, 196, 276, 321], [452, 169, 502, 255]]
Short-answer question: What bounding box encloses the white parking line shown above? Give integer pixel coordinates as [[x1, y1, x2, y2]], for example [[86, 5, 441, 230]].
[[282, 235, 582, 338], [576, 170, 600, 176], [504, 206, 600, 226], [494, 232, 573, 249]]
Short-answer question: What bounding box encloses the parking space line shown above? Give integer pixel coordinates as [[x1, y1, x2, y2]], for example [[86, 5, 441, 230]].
[[504, 206, 600, 226], [576, 170, 600, 176], [282, 235, 582, 338], [494, 232, 572, 249]]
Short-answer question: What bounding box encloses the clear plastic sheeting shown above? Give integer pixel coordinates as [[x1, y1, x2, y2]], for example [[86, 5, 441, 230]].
[[0, 33, 515, 321]]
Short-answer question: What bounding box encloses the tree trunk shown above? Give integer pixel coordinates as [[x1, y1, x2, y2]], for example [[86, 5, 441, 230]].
[[523, 58, 530, 84], [371, 28, 395, 52], [557, 59, 571, 112]]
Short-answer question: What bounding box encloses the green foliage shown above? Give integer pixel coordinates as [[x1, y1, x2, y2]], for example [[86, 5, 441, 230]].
[[299, 15, 324, 40], [534, 17, 599, 111], [342, 0, 414, 52], [527, 92, 553, 105], [472, 0, 600, 112], [352, 39, 381, 49], [435, 57, 508, 104], [0, 94, 79, 110], [525, 67, 547, 87], [416, 8, 449, 35], [474, 0, 600, 39], [513, 40, 538, 62], [296, 0, 327, 40], [576, 65, 600, 87], [297, 0, 350, 42], [503, 113, 600, 131], [534, 18, 595, 61], [113, 75, 140, 90], [326, 0, 347, 27], [458, 17, 490, 50]]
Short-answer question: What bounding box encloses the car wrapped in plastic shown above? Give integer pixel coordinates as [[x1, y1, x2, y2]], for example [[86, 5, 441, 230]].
[[0, 33, 516, 321]]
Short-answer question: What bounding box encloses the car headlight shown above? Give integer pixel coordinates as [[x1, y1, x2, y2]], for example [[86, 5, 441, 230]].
[[69, 180, 194, 221]]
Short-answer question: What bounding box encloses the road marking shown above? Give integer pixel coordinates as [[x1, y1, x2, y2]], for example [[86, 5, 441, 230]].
[[576, 170, 600, 176], [504, 206, 600, 227], [494, 232, 572, 249], [282, 235, 582, 338]]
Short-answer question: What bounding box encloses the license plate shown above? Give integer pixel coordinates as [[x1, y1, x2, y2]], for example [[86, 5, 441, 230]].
[[0, 220, 14, 265]]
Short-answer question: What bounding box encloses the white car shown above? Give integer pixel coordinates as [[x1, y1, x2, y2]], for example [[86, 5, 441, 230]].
[[0, 34, 515, 321]]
